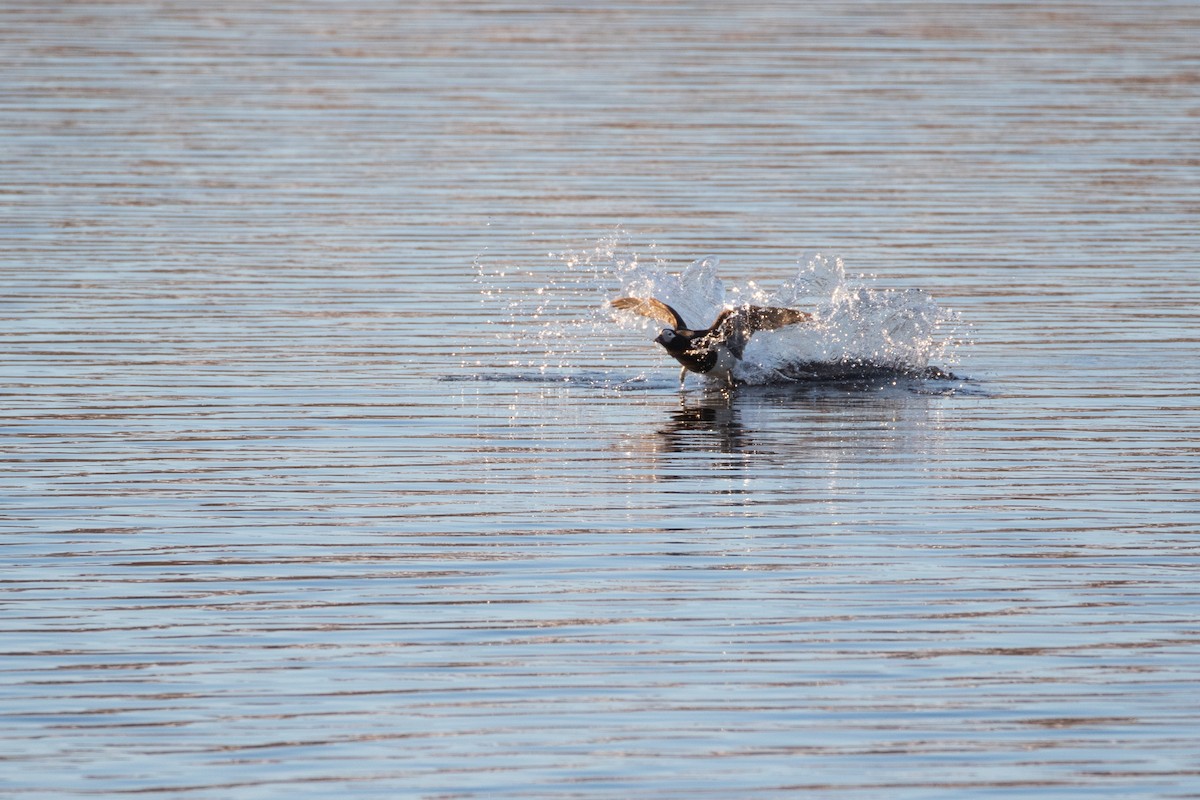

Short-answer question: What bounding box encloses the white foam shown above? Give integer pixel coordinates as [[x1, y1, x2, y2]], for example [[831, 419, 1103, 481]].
[[475, 231, 964, 386]]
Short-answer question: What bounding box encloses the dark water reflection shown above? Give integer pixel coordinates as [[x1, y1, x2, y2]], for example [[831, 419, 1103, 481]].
[[658, 392, 748, 453], [652, 383, 950, 461], [4, 1, 1200, 798]]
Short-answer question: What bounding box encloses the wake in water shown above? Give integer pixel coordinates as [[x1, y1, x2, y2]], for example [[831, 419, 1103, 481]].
[[471, 232, 965, 389]]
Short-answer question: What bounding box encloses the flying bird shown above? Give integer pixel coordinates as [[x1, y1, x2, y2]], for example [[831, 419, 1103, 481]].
[[611, 296, 811, 386]]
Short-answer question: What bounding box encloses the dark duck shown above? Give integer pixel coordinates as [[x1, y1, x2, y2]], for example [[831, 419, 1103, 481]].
[[611, 296, 811, 387]]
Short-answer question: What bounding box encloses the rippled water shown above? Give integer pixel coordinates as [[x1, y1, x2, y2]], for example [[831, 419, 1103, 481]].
[[3, 2, 1200, 798]]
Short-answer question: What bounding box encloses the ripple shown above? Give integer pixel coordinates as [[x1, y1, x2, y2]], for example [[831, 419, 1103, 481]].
[[3, 2, 1200, 798]]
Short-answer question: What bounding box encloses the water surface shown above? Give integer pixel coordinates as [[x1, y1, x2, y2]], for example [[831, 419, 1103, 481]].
[[3, 2, 1200, 798]]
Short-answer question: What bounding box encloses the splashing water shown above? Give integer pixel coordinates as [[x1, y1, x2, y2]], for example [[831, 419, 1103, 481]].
[[473, 231, 964, 387]]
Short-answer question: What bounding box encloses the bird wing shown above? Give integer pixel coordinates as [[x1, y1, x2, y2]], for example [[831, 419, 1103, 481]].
[[610, 296, 687, 329], [698, 305, 811, 359]]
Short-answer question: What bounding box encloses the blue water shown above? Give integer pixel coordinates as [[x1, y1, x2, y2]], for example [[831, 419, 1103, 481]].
[[3, 2, 1199, 798]]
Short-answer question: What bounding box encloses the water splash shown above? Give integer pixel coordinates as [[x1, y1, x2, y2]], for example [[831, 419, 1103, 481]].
[[738, 255, 963, 384], [470, 231, 652, 387], [473, 231, 965, 387]]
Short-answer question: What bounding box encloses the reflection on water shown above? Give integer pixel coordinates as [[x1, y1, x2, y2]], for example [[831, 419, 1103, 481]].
[[660, 392, 746, 453], [648, 382, 957, 464], [4, 1, 1200, 798]]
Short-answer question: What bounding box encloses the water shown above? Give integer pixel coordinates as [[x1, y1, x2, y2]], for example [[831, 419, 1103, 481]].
[[3, 2, 1199, 798]]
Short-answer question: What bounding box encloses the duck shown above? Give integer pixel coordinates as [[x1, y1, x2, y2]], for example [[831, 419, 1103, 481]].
[[611, 296, 811, 386]]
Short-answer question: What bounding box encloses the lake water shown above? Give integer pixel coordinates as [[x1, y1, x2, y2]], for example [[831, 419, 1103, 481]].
[[3, 2, 1200, 797]]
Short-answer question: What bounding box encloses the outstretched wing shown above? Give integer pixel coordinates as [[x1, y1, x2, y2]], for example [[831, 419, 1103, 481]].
[[698, 305, 811, 359], [610, 296, 687, 329], [738, 305, 811, 332]]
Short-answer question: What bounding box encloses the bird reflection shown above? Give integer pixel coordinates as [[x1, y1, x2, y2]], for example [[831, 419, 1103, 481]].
[[615, 376, 959, 469], [657, 391, 747, 454]]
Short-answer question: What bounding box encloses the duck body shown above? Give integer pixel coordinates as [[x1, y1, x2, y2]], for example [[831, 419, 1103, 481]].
[[653, 326, 717, 372], [613, 297, 811, 387]]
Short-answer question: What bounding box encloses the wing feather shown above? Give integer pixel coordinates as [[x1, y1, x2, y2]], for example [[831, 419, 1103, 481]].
[[698, 305, 812, 358], [740, 305, 811, 332], [610, 297, 687, 329]]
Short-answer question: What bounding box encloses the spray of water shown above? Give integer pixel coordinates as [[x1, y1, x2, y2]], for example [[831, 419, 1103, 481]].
[[473, 231, 964, 387]]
